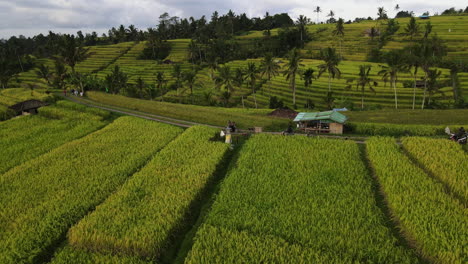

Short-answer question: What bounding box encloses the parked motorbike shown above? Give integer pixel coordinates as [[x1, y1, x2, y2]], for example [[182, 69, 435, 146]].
[[445, 127, 468, 145]]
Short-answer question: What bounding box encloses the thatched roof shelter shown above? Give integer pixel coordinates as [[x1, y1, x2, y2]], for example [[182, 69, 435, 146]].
[[9, 100, 48, 115]]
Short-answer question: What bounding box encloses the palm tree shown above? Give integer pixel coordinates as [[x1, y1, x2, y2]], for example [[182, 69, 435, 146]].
[[155, 71, 167, 101], [302, 68, 316, 92], [369, 27, 379, 41], [244, 62, 259, 108], [314, 6, 322, 24], [295, 15, 310, 45], [217, 66, 234, 93], [423, 21, 432, 39], [317, 47, 341, 92], [135, 77, 146, 99], [260, 53, 280, 95], [283, 48, 303, 106], [233, 68, 244, 90], [378, 50, 408, 109], [405, 17, 420, 40], [35, 64, 52, 86], [332, 18, 345, 57], [395, 4, 400, 13], [207, 57, 219, 81], [183, 70, 199, 103], [172, 64, 182, 95], [327, 10, 335, 20], [347, 65, 378, 109], [426, 69, 443, 106], [59, 34, 89, 74], [404, 47, 420, 109], [53, 60, 68, 91], [377, 7, 388, 20]]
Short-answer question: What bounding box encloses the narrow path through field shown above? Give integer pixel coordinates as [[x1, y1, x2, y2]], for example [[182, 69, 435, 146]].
[[61, 95, 369, 144]]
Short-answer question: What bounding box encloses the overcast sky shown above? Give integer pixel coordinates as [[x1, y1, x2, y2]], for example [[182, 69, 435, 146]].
[[0, 0, 466, 39]]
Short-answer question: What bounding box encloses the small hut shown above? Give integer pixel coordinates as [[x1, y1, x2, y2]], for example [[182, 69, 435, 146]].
[[293, 111, 348, 134], [9, 100, 48, 116]]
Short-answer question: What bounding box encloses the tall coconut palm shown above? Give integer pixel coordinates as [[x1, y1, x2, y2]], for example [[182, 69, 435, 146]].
[[377, 7, 388, 20], [327, 10, 335, 20], [426, 69, 443, 106], [283, 48, 303, 106], [404, 46, 421, 109], [314, 6, 322, 24], [233, 68, 244, 90], [347, 65, 378, 109], [260, 53, 280, 95], [155, 71, 167, 101], [405, 17, 420, 40], [378, 50, 408, 109], [183, 70, 199, 103], [423, 21, 432, 39], [35, 64, 52, 86], [332, 18, 345, 57], [217, 65, 234, 93], [317, 47, 341, 92], [302, 68, 316, 92], [172, 64, 182, 95], [244, 62, 259, 108], [59, 34, 89, 74], [295, 15, 310, 45], [135, 77, 146, 99]]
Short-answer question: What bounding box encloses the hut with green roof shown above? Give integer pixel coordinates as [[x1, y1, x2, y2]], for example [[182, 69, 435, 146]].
[[293, 111, 348, 134]]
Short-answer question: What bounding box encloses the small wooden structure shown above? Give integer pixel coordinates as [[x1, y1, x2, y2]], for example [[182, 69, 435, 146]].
[[9, 100, 48, 116], [294, 111, 348, 135]]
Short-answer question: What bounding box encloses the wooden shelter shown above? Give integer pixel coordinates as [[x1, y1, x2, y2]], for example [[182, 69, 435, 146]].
[[9, 100, 48, 116], [293, 111, 348, 134]]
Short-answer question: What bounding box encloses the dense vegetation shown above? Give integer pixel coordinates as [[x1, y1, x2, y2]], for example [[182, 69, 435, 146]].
[[0, 116, 182, 263], [366, 137, 467, 263], [187, 135, 418, 262]]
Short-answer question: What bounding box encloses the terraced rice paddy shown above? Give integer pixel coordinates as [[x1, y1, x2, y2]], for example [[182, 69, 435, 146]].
[[0, 99, 466, 262]]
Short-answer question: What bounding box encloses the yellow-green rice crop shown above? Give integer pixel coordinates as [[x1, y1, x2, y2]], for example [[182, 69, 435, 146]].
[[401, 137, 468, 204], [366, 137, 468, 263], [68, 126, 229, 259], [50, 245, 151, 264], [186, 134, 418, 263], [0, 116, 183, 263], [0, 103, 109, 174]]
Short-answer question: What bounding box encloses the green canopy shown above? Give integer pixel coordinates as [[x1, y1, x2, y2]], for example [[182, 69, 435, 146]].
[[293, 111, 348, 124]]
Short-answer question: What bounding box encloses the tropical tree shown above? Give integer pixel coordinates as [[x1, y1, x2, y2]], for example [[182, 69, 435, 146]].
[[332, 18, 345, 57], [155, 71, 167, 101], [172, 64, 183, 95], [244, 62, 259, 108], [260, 53, 280, 95], [395, 4, 400, 13], [423, 21, 432, 39], [346, 65, 378, 109], [405, 17, 420, 40], [295, 15, 310, 45], [314, 6, 322, 24], [378, 50, 408, 109], [368, 27, 379, 41], [317, 47, 341, 92], [58, 35, 89, 73], [377, 7, 388, 20], [233, 68, 244, 90], [105, 65, 128, 94], [217, 65, 234, 93], [327, 10, 335, 20], [183, 70, 199, 103], [135, 77, 146, 99], [283, 48, 303, 106], [425, 69, 443, 106], [302, 68, 316, 92], [35, 64, 52, 86], [53, 60, 68, 90]]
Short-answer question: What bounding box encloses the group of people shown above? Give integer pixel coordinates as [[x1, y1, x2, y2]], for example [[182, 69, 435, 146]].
[[63, 89, 83, 97]]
